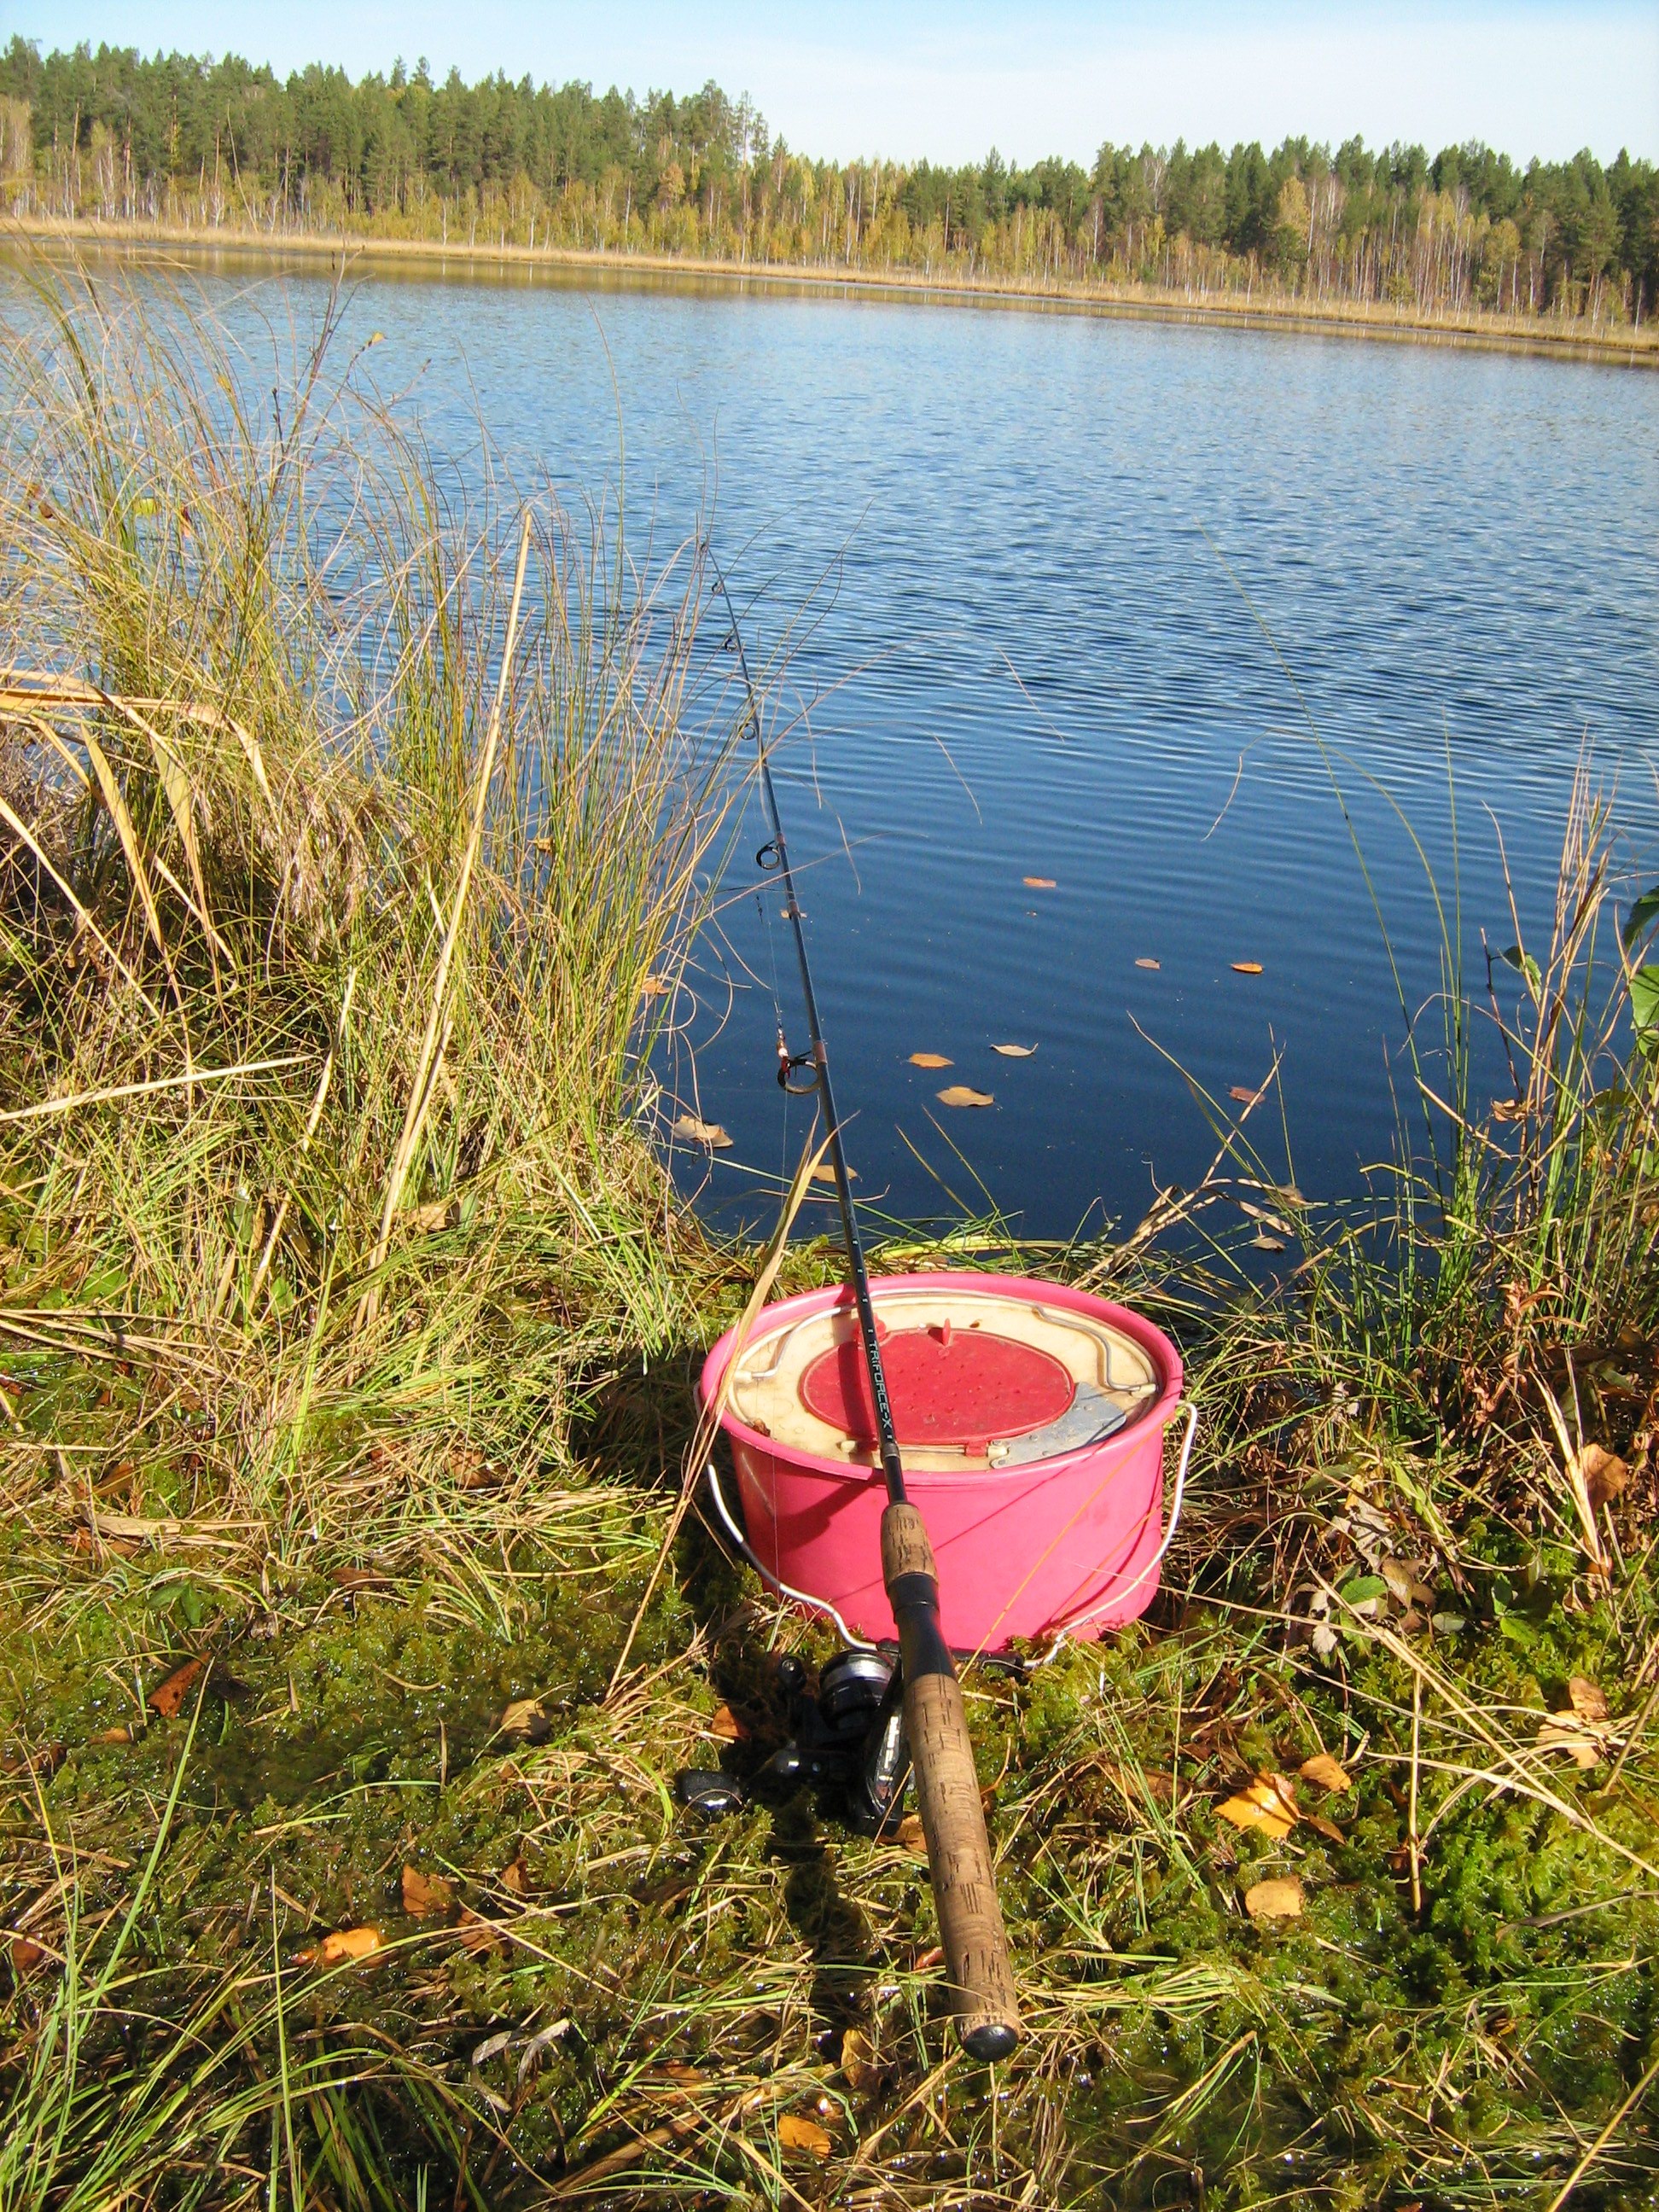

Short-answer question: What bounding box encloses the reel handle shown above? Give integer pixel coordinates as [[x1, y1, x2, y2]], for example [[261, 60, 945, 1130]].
[[881, 1504, 1022, 2061]]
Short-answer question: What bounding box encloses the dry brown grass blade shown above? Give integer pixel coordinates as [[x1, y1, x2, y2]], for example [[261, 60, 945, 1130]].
[[247, 969, 357, 1310], [0, 1055, 313, 1126], [0, 788, 160, 1012], [359, 509, 534, 1328], [79, 726, 173, 985], [605, 1121, 835, 1697]]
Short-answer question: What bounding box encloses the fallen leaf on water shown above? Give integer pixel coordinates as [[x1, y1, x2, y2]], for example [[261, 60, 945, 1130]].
[[909, 1052, 953, 1068], [639, 975, 671, 998], [1575, 1444, 1630, 1511], [1230, 1086, 1263, 1106], [1249, 1234, 1287, 1252], [777, 2114, 833, 2157], [1217, 1773, 1300, 1839], [402, 1866, 453, 1918], [1569, 1676, 1610, 1722], [148, 1657, 205, 1718], [1023, 876, 1057, 889], [671, 1114, 732, 1150], [1491, 1097, 1529, 1124], [1231, 961, 1265, 976], [810, 1163, 855, 1183], [457, 1908, 505, 1955], [708, 1703, 744, 1742], [991, 1042, 1037, 1057], [300, 1926, 381, 1968], [1239, 1199, 1295, 1235], [936, 1086, 994, 1109], [1299, 1753, 1352, 1794], [498, 1697, 550, 1743], [896, 1813, 928, 1859], [9, 1936, 44, 1972], [1244, 1877, 1304, 1920], [841, 2024, 880, 2093], [1135, 957, 1161, 969]]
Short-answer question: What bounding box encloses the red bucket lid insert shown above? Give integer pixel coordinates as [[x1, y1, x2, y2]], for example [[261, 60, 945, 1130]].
[[800, 1323, 1074, 1450]]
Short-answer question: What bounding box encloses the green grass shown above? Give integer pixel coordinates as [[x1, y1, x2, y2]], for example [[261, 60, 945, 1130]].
[[4, 252, 1659, 2209]]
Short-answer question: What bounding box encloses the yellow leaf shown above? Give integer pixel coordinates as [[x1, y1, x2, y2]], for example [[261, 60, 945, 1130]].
[[895, 1813, 928, 1859], [306, 1925, 381, 1966], [498, 1697, 550, 1743], [148, 1656, 205, 1718], [811, 1163, 854, 1182], [708, 1703, 744, 1742], [1230, 1086, 1262, 1106], [777, 2113, 833, 2157], [1023, 876, 1057, 888], [909, 1052, 952, 1068], [1244, 1877, 1303, 1920], [402, 1866, 453, 1918], [1569, 1676, 1610, 1722], [1537, 1716, 1601, 1768], [1135, 957, 1161, 969], [1231, 961, 1265, 975], [1491, 1097, 1528, 1123], [1216, 1773, 1300, 1838], [639, 975, 671, 998], [991, 1043, 1037, 1057], [841, 2024, 879, 2093], [457, 1907, 504, 1955], [671, 1113, 732, 1150], [1574, 1445, 1629, 1511], [936, 1086, 994, 1109], [501, 1857, 530, 1895], [1299, 1753, 1352, 1794]]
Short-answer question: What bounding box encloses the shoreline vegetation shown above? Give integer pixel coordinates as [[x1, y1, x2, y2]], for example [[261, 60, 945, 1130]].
[[11, 212, 1659, 366], [3, 41, 1658, 368], [7, 260, 1659, 2209]]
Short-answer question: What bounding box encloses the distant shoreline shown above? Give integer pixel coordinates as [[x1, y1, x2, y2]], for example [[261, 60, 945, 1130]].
[[8, 215, 1657, 369]]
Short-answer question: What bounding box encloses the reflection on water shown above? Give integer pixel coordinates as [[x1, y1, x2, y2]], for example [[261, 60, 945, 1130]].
[[24, 247, 1659, 1238]]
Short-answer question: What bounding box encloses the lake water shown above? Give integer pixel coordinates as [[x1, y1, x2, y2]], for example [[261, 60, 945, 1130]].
[[45, 258, 1659, 1241]]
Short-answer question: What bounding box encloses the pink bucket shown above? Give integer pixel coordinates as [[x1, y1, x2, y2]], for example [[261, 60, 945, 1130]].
[[699, 1272, 1190, 1655]]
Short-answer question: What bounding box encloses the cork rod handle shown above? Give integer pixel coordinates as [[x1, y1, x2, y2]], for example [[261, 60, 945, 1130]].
[[882, 1503, 1022, 2060]]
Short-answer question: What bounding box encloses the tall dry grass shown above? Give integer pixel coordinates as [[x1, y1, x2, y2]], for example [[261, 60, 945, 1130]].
[[0, 258, 742, 1551]]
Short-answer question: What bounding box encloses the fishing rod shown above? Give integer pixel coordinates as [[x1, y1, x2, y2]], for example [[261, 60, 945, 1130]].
[[707, 546, 1021, 2063]]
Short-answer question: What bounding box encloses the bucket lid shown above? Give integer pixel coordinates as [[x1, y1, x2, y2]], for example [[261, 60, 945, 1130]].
[[725, 1282, 1159, 1472]]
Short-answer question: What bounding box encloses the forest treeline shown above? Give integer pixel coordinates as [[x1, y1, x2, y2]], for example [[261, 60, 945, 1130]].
[[3, 38, 1656, 327]]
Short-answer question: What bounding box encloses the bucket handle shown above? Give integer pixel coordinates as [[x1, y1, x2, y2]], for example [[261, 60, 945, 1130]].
[[702, 1458, 879, 1650], [705, 1400, 1196, 1669], [1027, 1398, 1198, 1668]]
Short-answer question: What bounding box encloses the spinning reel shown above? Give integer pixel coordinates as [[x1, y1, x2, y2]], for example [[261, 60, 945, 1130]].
[[676, 1646, 910, 1836]]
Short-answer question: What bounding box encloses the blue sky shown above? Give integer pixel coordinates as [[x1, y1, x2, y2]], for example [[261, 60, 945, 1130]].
[[7, 2, 1656, 163]]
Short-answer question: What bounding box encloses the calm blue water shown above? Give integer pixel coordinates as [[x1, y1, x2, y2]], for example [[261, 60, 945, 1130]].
[[67, 259, 1659, 1238]]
